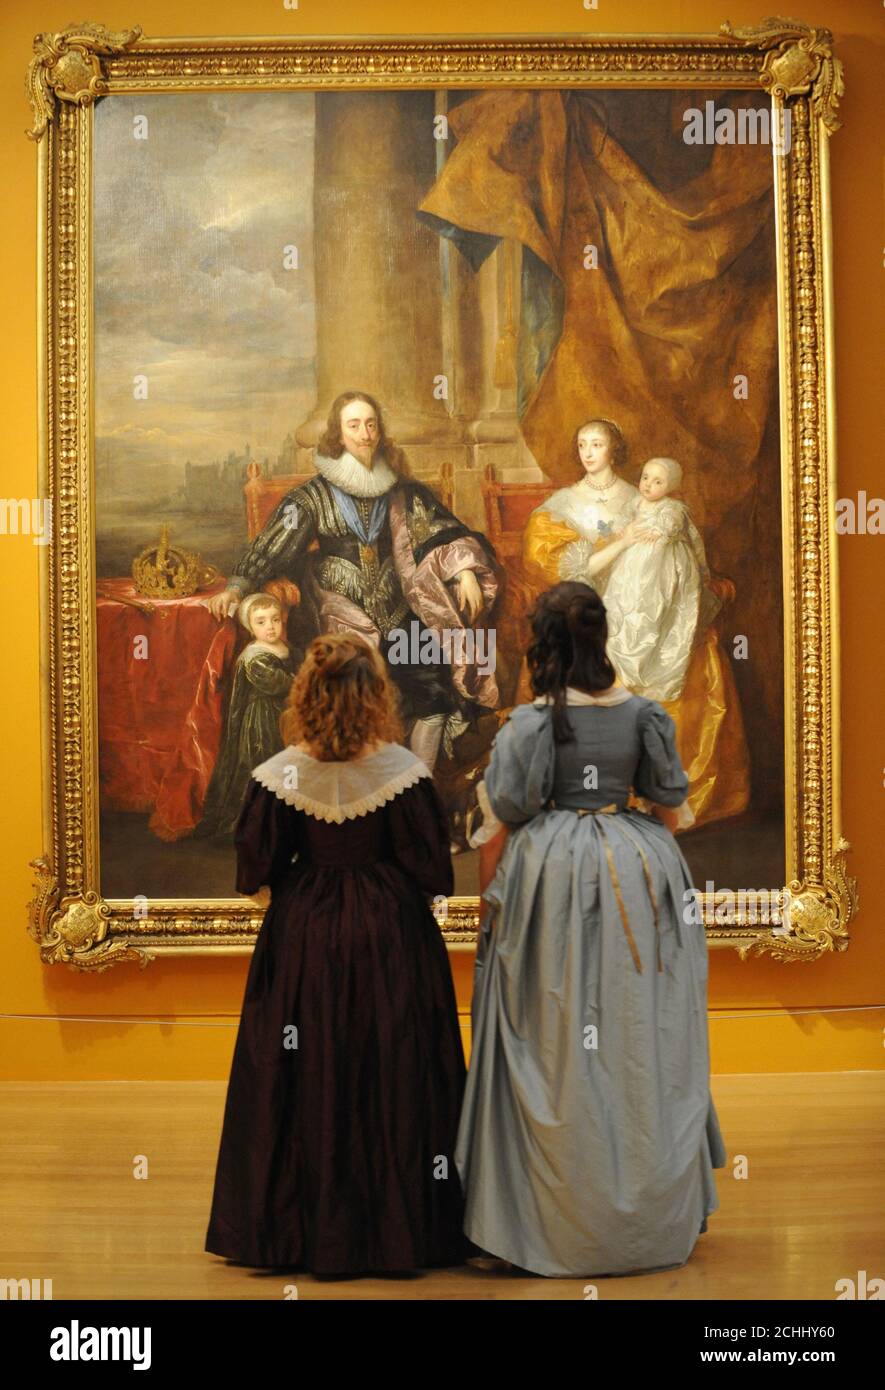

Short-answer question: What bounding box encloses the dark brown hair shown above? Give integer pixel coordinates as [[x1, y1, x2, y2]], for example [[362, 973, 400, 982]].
[[316, 390, 410, 476], [570, 417, 628, 473], [280, 632, 404, 761], [526, 582, 618, 743]]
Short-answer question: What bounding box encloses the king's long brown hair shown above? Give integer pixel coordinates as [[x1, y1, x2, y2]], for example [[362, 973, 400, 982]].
[[280, 632, 404, 761]]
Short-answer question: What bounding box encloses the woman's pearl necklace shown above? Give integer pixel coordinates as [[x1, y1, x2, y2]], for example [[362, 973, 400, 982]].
[[582, 468, 617, 493]]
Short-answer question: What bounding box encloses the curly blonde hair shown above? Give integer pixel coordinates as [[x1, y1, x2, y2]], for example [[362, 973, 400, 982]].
[[280, 632, 404, 761]]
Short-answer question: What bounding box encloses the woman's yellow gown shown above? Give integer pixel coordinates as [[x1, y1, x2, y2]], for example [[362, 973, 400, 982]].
[[518, 509, 750, 829]]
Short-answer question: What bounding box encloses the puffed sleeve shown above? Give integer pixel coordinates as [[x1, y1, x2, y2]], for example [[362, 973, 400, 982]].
[[385, 777, 455, 897], [242, 650, 295, 696], [228, 487, 318, 596], [633, 701, 690, 807], [483, 704, 555, 825], [522, 508, 580, 588], [233, 778, 299, 894]]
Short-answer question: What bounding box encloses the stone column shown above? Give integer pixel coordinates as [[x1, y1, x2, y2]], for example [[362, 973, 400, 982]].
[[295, 91, 529, 531], [296, 93, 463, 466]]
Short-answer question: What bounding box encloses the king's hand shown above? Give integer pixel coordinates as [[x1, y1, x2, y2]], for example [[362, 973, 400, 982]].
[[207, 586, 241, 620], [454, 568, 483, 623]]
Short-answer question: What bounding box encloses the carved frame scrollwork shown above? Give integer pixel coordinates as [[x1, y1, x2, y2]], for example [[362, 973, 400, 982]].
[[26, 19, 855, 969]]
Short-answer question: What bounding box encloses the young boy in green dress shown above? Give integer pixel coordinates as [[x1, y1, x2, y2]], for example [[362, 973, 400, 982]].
[[195, 593, 301, 838]]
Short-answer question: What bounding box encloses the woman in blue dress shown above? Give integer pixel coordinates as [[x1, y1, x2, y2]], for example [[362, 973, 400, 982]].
[[456, 580, 726, 1277]]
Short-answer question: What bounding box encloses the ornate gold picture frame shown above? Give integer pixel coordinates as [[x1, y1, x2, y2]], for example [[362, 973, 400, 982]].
[[26, 19, 856, 970]]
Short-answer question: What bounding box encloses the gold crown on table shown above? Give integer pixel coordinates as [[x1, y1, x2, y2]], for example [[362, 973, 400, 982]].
[[131, 523, 219, 598]]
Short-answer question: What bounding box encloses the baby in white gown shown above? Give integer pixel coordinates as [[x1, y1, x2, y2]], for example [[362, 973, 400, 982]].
[[562, 457, 720, 702]]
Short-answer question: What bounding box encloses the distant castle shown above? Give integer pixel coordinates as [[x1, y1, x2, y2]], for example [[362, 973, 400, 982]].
[[176, 432, 298, 511]]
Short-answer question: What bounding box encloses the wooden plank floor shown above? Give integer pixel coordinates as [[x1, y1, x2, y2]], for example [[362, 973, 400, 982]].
[[1, 1074, 882, 1300]]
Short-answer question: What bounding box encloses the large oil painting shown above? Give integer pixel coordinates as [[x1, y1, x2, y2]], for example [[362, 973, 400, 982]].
[[93, 85, 784, 903]]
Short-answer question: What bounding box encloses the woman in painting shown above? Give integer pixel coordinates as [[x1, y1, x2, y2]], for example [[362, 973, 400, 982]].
[[457, 581, 727, 1277], [522, 417, 641, 591], [205, 632, 467, 1275], [522, 418, 749, 828]]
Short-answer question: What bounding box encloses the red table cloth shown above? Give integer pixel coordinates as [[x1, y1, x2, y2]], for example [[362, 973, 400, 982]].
[[96, 579, 246, 840]]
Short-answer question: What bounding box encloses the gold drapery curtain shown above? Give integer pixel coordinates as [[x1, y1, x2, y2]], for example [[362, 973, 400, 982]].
[[418, 89, 781, 820], [418, 89, 777, 521]]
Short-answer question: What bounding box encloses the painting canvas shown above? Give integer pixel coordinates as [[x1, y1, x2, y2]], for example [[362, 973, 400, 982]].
[[93, 86, 784, 904]]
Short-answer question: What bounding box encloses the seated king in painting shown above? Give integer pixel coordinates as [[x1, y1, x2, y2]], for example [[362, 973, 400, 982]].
[[208, 390, 502, 771]]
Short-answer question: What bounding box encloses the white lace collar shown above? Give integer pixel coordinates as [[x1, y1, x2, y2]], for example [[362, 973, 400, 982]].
[[313, 449, 398, 498], [240, 639, 290, 660], [533, 684, 633, 708], [251, 740, 430, 823]]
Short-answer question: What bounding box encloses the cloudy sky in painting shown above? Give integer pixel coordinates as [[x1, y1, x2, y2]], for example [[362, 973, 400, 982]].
[[93, 92, 316, 492]]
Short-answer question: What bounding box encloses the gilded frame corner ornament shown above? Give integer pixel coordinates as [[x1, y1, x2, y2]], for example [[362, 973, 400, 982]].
[[720, 17, 845, 133], [28, 19, 856, 969], [25, 23, 143, 141]]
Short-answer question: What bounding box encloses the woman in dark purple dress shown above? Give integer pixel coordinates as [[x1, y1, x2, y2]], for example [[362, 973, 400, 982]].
[[205, 633, 467, 1275]]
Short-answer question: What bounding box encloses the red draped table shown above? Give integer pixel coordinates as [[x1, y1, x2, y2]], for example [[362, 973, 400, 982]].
[[96, 578, 246, 840]]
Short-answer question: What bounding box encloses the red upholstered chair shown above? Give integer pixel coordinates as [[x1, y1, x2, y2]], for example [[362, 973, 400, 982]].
[[481, 463, 555, 624], [481, 464, 554, 566], [243, 461, 315, 540]]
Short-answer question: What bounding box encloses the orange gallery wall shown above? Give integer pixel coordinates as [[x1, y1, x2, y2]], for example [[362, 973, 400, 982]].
[[0, 0, 881, 1080]]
